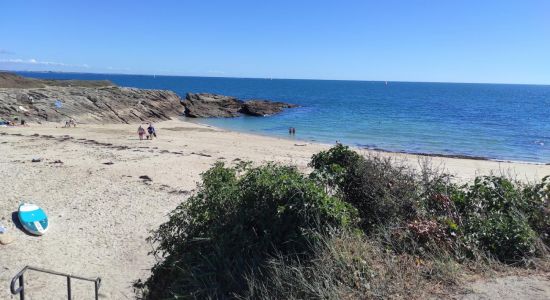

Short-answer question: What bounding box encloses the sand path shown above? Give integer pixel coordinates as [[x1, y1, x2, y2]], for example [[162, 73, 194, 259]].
[[458, 275, 550, 300]]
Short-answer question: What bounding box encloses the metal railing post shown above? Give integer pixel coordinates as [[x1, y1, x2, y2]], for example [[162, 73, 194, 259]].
[[95, 279, 100, 300], [19, 273, 25, 300], [10, 267, 26, 300], [67, 276, 72, 299]]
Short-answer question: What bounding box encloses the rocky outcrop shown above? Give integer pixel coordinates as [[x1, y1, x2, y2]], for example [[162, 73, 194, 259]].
[[241, 100, 297, 116], [183, 93, 244, 118], [0, 73, 297, 124], [0, 72, 184, 124], [183, 93, 297, 118]]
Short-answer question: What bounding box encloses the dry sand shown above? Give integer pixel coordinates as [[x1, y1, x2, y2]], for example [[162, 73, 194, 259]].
[[1, 120, 549, 299], [459, 275, 550, 300]]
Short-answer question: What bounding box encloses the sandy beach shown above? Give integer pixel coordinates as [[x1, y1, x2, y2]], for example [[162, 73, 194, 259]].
[[1, 120, 549, 299]]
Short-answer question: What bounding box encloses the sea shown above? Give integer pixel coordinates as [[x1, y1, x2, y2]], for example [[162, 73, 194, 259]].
[[16, 71, 550, 163]]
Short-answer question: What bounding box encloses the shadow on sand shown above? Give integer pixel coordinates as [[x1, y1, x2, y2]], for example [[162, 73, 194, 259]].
[[11, 211, 39, 237]]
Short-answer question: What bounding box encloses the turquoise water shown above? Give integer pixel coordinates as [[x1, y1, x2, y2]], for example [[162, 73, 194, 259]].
[[17, 72, 550, 163]]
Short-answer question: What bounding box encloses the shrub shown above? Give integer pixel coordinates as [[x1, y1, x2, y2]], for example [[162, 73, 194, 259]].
[[310, 144, 421, 231], [521, 176, 550, 246], [137, 162, 357, 299], [349, 155, 422, 230], [310, 146, 466, 258], [311, 146, 546, 262], [468, 212, 537, 262], [309, 143, 363, 193], [454, 176, 542, 262]]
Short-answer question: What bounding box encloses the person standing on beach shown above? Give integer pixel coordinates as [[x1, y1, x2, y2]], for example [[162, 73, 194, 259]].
[[147, 123, 157, 139], [138, 125, 146, 140]]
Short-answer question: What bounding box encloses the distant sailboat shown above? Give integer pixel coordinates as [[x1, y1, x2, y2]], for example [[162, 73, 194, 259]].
[[385, 81, 388, 86]]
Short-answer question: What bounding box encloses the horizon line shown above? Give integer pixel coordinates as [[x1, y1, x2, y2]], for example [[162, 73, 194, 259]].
[[3, 69, 550, 87]]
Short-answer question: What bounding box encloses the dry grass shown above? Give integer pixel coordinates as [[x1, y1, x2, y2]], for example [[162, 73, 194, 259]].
[[242, 231, 464, 300]]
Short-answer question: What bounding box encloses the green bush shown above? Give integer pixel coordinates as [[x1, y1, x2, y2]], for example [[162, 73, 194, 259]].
[[454, 176, 542, 262], [310, 146, 547, 262], [521, 176, 550, 246], [468, 212, 537, 262], [311, 144, 421, 231], [137, 162, 357, 299], [309, 143, 363, 193]]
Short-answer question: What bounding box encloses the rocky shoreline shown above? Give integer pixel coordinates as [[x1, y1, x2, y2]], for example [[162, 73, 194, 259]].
[[0, 73, 184, 124], [0, 73, 297, 124]]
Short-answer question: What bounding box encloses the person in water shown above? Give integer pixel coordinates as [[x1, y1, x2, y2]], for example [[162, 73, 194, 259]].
[[138, 125, 146, 140]]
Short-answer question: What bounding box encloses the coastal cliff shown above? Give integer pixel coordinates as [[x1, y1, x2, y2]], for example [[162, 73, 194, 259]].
[[0, 72, 184, 124]]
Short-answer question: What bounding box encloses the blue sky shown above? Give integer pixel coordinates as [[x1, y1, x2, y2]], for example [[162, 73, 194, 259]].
[[1, 0, 549, 84]]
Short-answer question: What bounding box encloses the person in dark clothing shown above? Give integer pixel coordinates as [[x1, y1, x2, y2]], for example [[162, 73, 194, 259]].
[[147, 123, 157, 139]]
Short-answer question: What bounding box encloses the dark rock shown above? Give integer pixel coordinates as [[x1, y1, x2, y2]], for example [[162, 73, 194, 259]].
[[139, 175, 152, 181], [191, 152, 212, 157], [240, 100, 298, 116], [183, 93, 296, 118], [183, 93, 243, 118]]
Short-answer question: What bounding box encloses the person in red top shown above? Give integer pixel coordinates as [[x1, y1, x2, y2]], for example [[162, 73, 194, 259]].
[[138, 125, 146, 140]]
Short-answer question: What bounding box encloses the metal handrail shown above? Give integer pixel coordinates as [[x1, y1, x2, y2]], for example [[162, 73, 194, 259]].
[[10, 266, 101, 300]]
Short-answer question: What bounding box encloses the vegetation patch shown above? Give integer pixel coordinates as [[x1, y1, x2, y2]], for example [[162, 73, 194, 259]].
[[135, 162, 356, 299], [137, 145, 549, 299]]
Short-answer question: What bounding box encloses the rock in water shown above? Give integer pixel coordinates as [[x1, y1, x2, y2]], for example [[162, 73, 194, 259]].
[[0, 72, 184, 124], [183, 93, 244, 118], [240, 100, 298, 116], [183, 93, 297, 118]]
